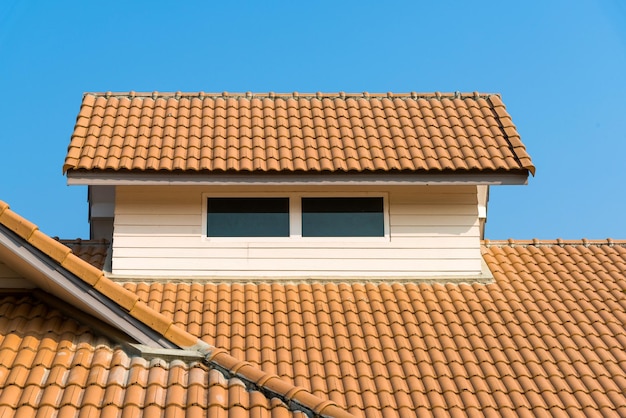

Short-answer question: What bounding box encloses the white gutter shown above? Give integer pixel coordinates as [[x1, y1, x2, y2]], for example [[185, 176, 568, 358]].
[[67, 171, 529, 186]]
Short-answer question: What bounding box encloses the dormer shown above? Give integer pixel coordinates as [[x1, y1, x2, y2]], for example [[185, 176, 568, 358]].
[[64, 91, 534, 279]]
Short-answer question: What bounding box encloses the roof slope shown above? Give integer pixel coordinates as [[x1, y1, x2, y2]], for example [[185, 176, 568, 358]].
[[4, 201, 626, 416], [0, 200, 356, 418], [118, 240, 626, 418], [0, 294, 308, 418], [64, 92, 535, 175]]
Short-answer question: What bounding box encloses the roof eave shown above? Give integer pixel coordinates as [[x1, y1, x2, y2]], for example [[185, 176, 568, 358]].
[[67, 170, 530, 186], [0, 224, 178, 348]]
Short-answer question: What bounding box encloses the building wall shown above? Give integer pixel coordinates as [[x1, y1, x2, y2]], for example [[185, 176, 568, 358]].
[[111, 185, 482, 277]]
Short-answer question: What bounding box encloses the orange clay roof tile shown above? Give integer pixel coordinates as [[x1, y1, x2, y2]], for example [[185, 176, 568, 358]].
[[0, 295, 317, 418], [101, 239, 626, 418], [0, 200, 357, 418], [3, 209, 626, 417], [64, 92, 535, 176]]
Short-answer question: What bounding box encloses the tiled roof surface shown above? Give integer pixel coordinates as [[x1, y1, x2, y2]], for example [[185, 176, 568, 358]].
[[0, 200, 357, 418], [59, 238, 109, 270], [63, 92, 535, 175], [118, 239, 626, 418], [0, 294, 307, 418], [4, 200, 626, 417]]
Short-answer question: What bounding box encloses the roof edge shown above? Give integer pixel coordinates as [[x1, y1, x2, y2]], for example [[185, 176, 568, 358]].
[[0, 199, 200, 349], [85, 90, 500, 100], [205, 348, 357, 418], [482, 238, 626, 247]]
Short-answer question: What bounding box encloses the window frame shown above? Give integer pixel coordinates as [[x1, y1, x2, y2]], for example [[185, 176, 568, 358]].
[[202, 192, 389, 242]]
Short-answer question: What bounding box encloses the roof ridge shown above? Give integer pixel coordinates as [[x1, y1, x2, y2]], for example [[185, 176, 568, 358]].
[[0, 199, 357, 418], [85, 90, 497, 100], [205, 348, 356, 418], [482, 238, 626, 247]]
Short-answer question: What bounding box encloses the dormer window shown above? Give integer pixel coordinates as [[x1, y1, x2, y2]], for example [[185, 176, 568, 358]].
[[205, 195, 387, 239]]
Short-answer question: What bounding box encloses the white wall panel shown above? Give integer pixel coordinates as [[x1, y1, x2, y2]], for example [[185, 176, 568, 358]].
[[111, 185, 482, 277]]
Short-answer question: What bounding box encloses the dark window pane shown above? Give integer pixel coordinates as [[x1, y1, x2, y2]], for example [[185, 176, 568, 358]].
[[302, 197, 384, 237], [207, 198, 289, 237]]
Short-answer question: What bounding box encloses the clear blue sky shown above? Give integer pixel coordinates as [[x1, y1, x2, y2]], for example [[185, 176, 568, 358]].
[[1, 1, 625, 240]]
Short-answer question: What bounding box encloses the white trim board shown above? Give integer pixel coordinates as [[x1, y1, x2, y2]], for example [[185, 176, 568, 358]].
[[67, 171, 529, 186]]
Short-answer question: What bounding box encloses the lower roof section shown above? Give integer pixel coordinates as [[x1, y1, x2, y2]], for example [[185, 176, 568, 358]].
[[2, 195, 625, 417], [114, 239, 626, 417], [0, 294, 307, 418], [0, 223, 177, 349], [0, 199, 358, 418]]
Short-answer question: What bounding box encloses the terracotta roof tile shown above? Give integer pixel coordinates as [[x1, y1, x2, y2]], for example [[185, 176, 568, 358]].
[[64, 92, 535, 176], [4, 201, 626, 416], [0, 294, 319, 418], [57, 239, 109, 270], [109, 239, 626, 417], [0, 201, 357, 418]]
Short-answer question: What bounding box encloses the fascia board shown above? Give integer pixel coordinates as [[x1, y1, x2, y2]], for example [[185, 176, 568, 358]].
[[67, 171, 529, 186], [0, 224, 177, 349]]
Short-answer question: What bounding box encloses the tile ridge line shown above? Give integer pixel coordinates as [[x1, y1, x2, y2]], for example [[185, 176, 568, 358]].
[[482, 238, 626, 247], [83, 90, 497, 100], [205, 348, 357, 418]]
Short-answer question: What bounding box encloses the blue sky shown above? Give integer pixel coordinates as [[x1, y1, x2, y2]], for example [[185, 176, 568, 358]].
[[1, 1, 625, 240]]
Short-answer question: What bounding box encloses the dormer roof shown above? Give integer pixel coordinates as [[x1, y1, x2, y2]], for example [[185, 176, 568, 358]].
[[64, 92, 534, 184]]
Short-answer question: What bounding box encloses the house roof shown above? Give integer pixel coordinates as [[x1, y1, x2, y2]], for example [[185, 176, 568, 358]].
[[2, 194, 625, 417], [111, 239, 626, 417], [0, 293, 309, 418], [59, 238, 109, 270], [0, 200, 358, 418], [63, 92, 535, 178]]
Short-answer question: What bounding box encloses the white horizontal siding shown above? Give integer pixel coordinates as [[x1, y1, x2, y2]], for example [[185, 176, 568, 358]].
[[111, 185, 482, 277], [114, 246, 479, 259], [112, 234, 480, 249]]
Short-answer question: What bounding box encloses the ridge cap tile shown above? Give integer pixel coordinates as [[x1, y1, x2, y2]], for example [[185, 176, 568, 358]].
[[85, 91, 499, 100], [482, 238, 626, 248], [206, 349, 357, 418]]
